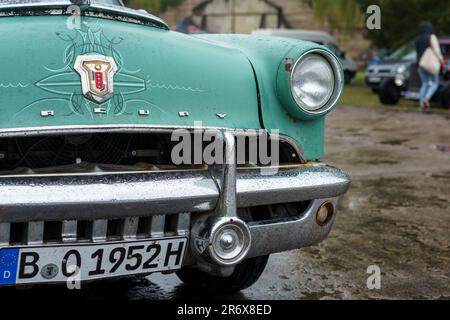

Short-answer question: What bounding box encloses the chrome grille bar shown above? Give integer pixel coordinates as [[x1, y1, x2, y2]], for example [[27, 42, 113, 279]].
[[122, 217, 139, 240], [62, 220, 77, 243], [0, 223, 10, 246], [92, 220, 108, 243], [150, 215, 165, 238], [27, 221, 44, 245], [0, 214, 190, 248], [176, 213, 190, 236]]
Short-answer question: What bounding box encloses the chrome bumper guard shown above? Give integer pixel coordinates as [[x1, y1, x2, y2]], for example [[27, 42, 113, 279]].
[[0, 131, 351, 267]]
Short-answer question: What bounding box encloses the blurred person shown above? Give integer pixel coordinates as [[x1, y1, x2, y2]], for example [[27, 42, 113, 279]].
[[446, 60, 450, 119], [415, 21, 444, 112]]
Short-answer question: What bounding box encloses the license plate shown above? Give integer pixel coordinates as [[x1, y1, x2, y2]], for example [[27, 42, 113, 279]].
[[0, 237, 187, 285], [368, 77, 381, 83]]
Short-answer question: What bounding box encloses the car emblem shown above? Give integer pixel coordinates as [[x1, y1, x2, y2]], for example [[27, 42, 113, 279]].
[[74, 54, 118, 104]]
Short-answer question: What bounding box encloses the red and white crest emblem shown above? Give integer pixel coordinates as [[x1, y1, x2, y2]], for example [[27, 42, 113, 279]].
[[74, 55, 118, 104]]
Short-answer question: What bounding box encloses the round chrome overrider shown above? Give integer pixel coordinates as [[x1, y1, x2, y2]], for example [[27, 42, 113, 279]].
[[191, 216, 252, 267]]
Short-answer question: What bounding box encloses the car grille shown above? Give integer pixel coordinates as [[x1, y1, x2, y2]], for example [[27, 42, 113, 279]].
[[0, 132, 302, 175], [0, 213, 190, 247]]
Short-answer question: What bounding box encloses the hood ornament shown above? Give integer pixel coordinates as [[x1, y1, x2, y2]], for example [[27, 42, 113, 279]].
[[74, 54, 118, 104]]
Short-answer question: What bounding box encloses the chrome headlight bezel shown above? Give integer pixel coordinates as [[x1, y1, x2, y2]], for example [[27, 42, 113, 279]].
[[277, 48, 344, 120], [290, 49, 343, 116]]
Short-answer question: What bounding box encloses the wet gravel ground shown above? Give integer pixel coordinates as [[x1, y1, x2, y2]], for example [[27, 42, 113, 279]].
[[1, 105, 449, 300]]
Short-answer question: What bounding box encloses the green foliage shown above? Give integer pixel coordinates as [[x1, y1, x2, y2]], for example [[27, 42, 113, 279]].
[[307, 0, 450, 49], [309, 0, 364, 32], [124, 0, 184, 14], [358, 0, 450, 49]]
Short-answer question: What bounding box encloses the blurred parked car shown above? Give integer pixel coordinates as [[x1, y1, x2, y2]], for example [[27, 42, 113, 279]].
[[367, 49, 389, 67], [377, 37, 450, 106], [252, 29, 358, 84], [365, 42, 416, 93]]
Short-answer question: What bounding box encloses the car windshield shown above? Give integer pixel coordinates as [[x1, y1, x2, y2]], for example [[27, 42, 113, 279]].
[[0, 0, 123, 5], [385, 42, 415, 61]]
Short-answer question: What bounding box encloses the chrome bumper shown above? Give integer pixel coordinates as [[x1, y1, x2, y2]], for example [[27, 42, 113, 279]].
[[0, 130, 351, 269], [0, 164, 350, 223], [247, 197, 339, 258]]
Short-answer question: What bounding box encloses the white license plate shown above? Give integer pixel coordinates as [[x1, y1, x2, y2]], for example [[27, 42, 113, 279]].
[[0, 237, 187, 285], [368, 77, 381, 83]]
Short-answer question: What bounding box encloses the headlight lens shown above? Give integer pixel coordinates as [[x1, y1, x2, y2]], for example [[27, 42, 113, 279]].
[[291, 54, 335, 112]]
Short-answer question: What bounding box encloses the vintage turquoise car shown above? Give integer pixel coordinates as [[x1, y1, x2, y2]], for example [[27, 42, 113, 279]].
[[0, 0, 350, 293]]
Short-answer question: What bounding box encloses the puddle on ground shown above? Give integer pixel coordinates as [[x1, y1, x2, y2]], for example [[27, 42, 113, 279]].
[[380, 139, 409, 146], [435, 144, 450, 153]]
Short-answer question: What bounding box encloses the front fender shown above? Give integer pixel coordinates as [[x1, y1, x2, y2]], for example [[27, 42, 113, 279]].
[[197, 34, 340, 161]]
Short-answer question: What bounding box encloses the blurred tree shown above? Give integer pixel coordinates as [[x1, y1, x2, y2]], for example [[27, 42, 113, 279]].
[[307, 0, 364, 32], [307, 0, 450, 49], [357, 0, 450, 49], [124, 0, 185, 14]]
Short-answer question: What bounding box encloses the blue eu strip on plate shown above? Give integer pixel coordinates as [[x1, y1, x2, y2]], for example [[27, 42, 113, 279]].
[[0, 248, 19, 285]]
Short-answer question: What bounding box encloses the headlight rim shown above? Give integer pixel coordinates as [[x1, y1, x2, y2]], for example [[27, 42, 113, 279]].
[[289, 48, 344, 116]]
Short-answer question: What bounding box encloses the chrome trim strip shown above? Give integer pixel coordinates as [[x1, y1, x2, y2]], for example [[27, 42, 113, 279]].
[[0, 124, 258, 136], [0, 1, 169, 29]]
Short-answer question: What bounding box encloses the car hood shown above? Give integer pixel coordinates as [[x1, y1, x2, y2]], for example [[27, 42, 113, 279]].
[[0, 15, 260, 130]]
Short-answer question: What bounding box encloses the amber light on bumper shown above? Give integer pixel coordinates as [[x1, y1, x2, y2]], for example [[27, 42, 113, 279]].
[[316, 201, 335, 227]]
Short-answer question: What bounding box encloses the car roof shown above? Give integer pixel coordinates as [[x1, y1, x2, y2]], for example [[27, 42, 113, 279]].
[[252, 29, 336, 44]]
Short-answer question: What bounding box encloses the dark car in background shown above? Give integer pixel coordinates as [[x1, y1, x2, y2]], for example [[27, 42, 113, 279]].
[[378, 37, 450, 106], [365, 42, 416, 93]]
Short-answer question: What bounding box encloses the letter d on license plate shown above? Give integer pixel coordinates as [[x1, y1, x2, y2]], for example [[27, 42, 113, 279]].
[[0, 237, 187, 285]]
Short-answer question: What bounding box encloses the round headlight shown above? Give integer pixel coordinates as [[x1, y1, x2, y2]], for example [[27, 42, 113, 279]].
[[291, 54, 335, 111]]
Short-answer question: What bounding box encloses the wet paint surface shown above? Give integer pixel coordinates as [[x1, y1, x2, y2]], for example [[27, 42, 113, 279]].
[[1, 105, 449, 300]]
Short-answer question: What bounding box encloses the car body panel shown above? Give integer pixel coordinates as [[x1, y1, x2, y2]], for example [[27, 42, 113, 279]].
[[197, 34, 330, 160], [252, 29, 357, 76], [0, 16, 261, 130], [0, 15, 341, 161], [0, 4, 351, 285]]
